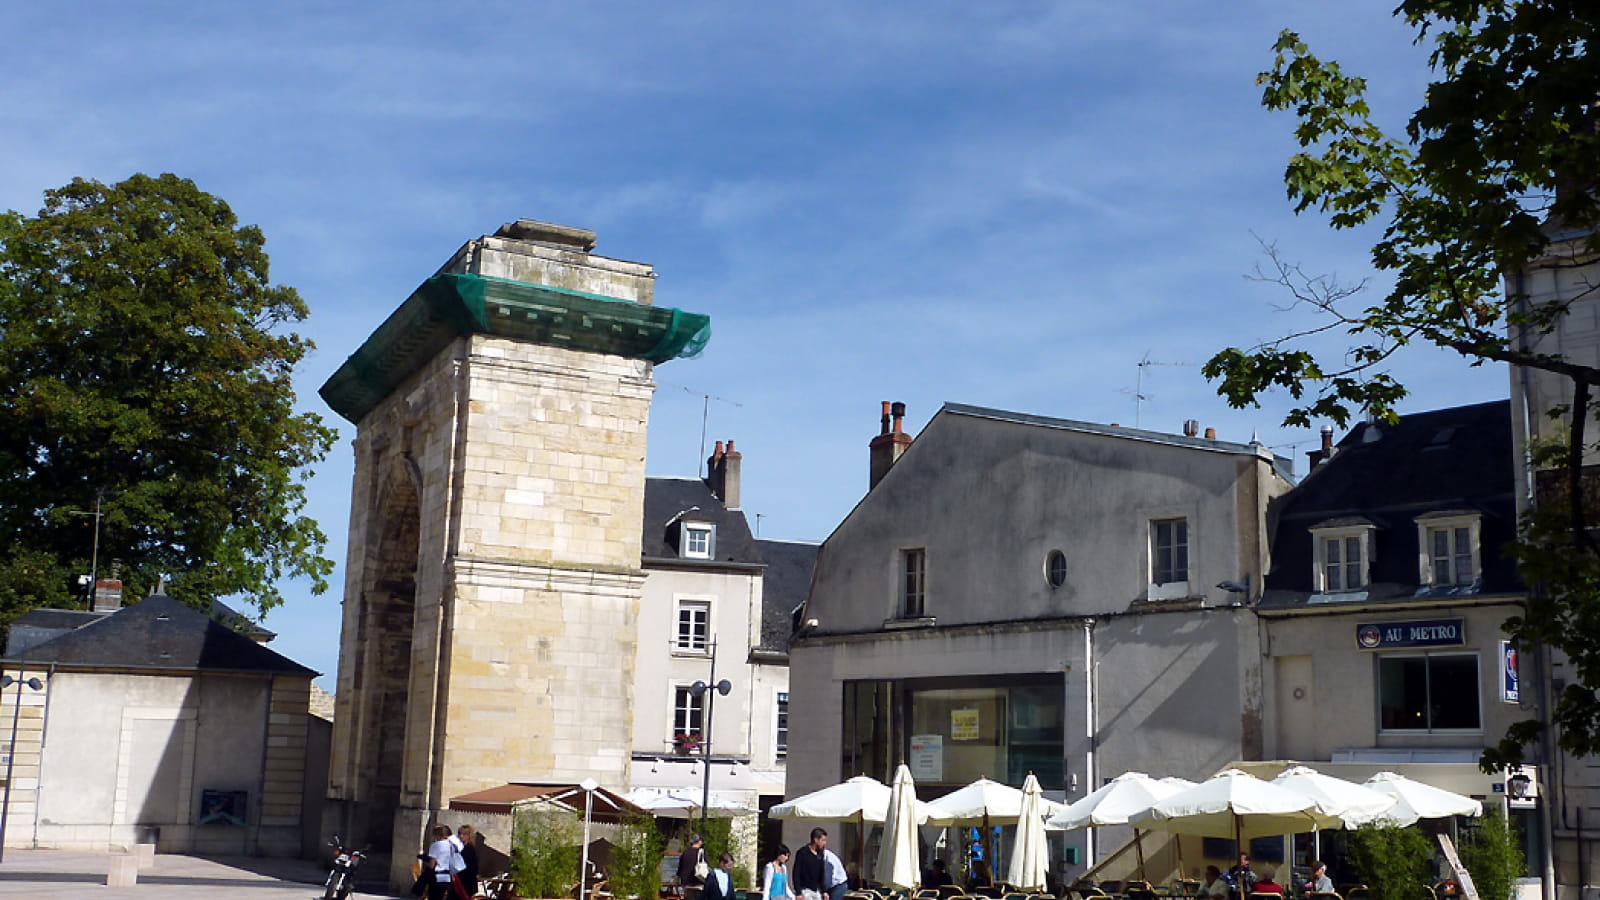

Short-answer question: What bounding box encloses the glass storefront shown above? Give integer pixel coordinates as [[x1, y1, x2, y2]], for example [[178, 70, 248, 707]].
[[842, 675, 1065, 791]]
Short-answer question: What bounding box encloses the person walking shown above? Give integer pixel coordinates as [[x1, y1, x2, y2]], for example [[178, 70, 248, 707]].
[[822, 844, 849, 900], [678, 834, 709, 900], [428, 824, 465, 900], [457, 824, 480, 897], [764, 845, 795, 900], [704, 853, 738, 900], [792, 829, 828, 900]]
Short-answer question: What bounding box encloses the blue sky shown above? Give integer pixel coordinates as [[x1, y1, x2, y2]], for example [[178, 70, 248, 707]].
[[0, 2, 1509, 685]]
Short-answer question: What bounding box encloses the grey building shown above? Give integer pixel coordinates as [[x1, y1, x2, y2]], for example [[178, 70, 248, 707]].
[[787, 402, 1291, 882]]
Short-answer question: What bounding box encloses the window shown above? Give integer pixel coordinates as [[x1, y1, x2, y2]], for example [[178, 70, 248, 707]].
[[673, 685, 705, 740], [1310, 523, 1373, 593], [675, 599, 710, 653], [900, 548, 926, 617], [1415, 512, 1482, 588], [682, 523, 714, 559], [1378, 653, 1481, 732], [775, 691, 789, 759], [1044, 550, 1067, 588], [1151, 518, 1188, 585]]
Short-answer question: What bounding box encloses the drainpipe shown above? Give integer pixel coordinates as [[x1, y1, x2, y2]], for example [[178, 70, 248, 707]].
[[1084, 619, 1097, 865]]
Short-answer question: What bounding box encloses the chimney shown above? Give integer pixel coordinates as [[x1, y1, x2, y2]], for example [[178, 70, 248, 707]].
[[705, 439, 742, 508], [92, 578, 123, 613], [1307, 424, 1336, 471], [869, 401, 914, 488], [1183, 419, 1200, 438], [1203, 426, 1217, 440]]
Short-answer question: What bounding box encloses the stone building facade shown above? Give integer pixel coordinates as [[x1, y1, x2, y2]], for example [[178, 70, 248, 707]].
[[318, 221, 709, 883]]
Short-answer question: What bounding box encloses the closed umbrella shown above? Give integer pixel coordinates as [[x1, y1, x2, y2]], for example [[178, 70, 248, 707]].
[[774, 776, 952, 888], [1129, 769, 1340, 843], [1362, 772, 1482, 825], [877, 764, 923, 889], [1006, 773, 1050, 891], [933, 777, 1065, 879], [1049, 772, 1194, 880]]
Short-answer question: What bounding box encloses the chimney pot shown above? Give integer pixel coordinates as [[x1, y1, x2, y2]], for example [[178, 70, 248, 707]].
[[1204, 427, 1216, 440], [869, 400, 914, 488], [1320, 425, 1334, 453], [1183, 419, 1200, 437]]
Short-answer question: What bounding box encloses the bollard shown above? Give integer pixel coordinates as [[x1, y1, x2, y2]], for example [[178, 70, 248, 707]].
[[106, 855, 139, 886], [134, 842, 155, 870]]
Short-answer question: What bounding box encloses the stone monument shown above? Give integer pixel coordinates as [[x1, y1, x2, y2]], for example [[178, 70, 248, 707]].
[[318, 221, 709, 881]]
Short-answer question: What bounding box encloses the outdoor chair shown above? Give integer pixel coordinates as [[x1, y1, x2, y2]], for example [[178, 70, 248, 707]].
[[1001, 892, 1031, 900], [1306, 892, 1344, 900], [938, 887, 967, 900], [1248, 892, 1285, 900], [915, 890, 941, 899]]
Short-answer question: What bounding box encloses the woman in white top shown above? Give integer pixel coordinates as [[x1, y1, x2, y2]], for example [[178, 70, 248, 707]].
[[763, 845, 795, 900], [428, 824, 464, 900]]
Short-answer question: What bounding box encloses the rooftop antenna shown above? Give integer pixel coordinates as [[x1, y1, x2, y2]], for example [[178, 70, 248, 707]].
[[660, 383, 743, 476], [1130, 352, 1197, 428], [68, 491, 107, 606], [754, 513, 767, 537]]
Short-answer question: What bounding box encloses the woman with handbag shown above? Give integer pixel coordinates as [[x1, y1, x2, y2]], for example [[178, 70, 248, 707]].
[[677, 834, 708, 900], [428, 824, 468, 900]]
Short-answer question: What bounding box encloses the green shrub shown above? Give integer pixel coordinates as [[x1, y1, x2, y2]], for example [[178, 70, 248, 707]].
[[512, 807, 581, 898], [610, 815, 665, 900], [1460, 808, 1525, 900], [1346, 825, 1434, 900]]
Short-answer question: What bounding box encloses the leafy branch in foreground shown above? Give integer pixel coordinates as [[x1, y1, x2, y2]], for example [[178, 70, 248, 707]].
[[1205, 2, 1600, 765]]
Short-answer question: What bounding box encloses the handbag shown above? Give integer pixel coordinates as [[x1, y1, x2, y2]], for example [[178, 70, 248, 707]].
[[451, 873, 472, 900], [695, 850, 710, 882]]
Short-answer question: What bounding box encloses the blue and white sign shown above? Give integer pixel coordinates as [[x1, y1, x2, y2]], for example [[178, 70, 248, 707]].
[[1355, 618, 1465, 649], [1501, 640, 1520, 703]]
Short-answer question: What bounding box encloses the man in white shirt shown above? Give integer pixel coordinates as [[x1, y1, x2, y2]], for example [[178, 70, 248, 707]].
[[822, 847, 849, 900], [704, 853, 737, 900]]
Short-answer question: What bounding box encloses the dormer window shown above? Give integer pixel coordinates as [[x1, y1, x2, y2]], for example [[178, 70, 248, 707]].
[[1415, 511, 1482, 588], [1309, 519, 1374, 593], [681, 522, 715, 559]]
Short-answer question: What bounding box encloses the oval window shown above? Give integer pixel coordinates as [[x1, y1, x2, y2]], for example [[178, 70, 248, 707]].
[[1045, 550, 1067, 588]]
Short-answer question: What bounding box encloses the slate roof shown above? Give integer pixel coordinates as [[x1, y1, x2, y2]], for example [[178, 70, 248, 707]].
[[1260, 400, 1520, 607], [641, 477, 761, 565], [5, 593, 317, 676], [754, 538, 819, 653]]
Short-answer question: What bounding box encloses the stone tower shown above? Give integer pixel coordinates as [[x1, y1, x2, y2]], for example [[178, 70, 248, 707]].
[[317, 221, 709, 873]]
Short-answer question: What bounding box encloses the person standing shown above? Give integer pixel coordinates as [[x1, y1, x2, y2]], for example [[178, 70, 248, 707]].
[[679, 834, 709, 900], [822, 844, 849, 900], [428, 824, 465, 900], [457, 825, 480, 897], [704, 853, 738, 900], [792, 828, 828, 900], [764, 845, 795, 900]]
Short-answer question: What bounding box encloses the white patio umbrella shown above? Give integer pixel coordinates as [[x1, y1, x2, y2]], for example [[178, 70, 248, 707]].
[[1362, 772, 1482, 824], [877, 764, 923, 889], [621, 788, 702, 818], [1270, 766, 1399, 828], [933, 777, 1064, 878], [774, 775, 953, 888], [1129, 769, 1341, 843], [1048, 772, 1194, 880], [1006, 773, 1050, 891]]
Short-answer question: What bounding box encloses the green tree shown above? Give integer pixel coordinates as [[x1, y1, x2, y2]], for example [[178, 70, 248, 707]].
[[1460, 807, 1526, 900], [511, 807, 581, 898], [1202, 2, 1600, 764], [1345, 825, 1435, 900], [608, 815, 666, 900], [0, 173, 335, 617]]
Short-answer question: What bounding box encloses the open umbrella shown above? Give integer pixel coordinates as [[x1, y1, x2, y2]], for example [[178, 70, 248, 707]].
[[621, 788, 702, 818], [1270, 766, 1399, 828], [933, 778, 1064, 878], [877, 764, 922, 889], [1362, 772, 1482, 825], [1129, 769, 1340, 843], [1006, 773, 1050, 891], [1049, 772, 1194, 880], [774, 776, 952, 888]]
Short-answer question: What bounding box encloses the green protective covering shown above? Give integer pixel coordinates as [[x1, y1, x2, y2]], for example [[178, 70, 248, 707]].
[[319, 273, 710, 425]]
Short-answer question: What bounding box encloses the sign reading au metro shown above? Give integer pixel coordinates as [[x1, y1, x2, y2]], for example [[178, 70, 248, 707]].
[[1355, 618, 1465, 649]]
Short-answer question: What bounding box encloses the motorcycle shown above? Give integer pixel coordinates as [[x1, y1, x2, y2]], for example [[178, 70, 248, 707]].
[[324, 835, 367, 900]]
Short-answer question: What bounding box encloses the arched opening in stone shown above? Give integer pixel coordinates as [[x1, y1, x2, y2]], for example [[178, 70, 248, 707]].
[[354, 469, 420, 850]]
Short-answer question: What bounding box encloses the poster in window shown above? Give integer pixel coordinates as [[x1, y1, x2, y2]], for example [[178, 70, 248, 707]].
[[950, 708, 980, 741], [910, 734, 943, 781], [198, 789, 247, 826]]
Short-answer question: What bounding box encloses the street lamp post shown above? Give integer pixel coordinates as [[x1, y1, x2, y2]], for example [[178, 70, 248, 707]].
[[689, 639, 732, 829], [0, 668, 45, 864]]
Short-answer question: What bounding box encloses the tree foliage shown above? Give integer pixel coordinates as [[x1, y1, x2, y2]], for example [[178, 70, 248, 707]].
[[1346, 825, 1435, 900], [1203, 2, 1600, 763], [0, 173, 335, 617], [1460, 807, 1526, 900], [511, 806, 581, 899]]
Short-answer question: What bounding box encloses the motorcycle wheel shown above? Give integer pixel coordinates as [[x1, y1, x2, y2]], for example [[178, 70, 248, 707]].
[[323, 872, 342, 900]]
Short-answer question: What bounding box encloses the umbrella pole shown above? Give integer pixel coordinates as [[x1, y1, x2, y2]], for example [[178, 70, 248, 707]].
[[984, 812, 992, 885], [859, 810, 866, 890], [1134, 829, 1146, 883]]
